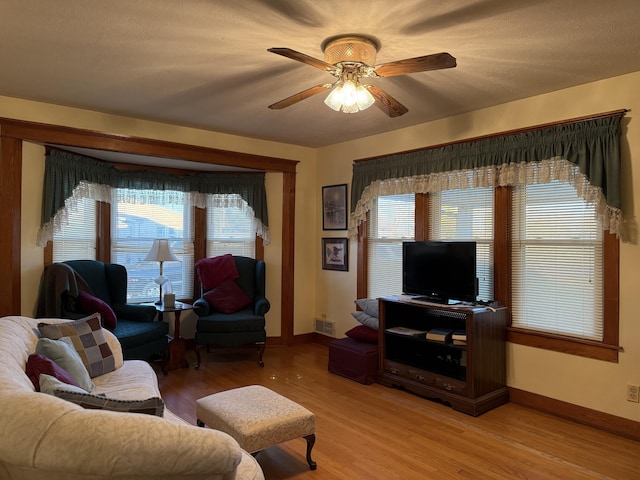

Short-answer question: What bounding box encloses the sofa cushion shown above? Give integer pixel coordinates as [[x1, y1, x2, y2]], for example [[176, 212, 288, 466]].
[[35, 337, 95, 392], [39, 373, 89, 395], [54, 389, 165, 416], [204, 279, 252, 314], [77, 290, 117, 330], [345, 325, 379, 344], [196, 254, 239, 291], [26, 353, 81, 391], [38, 314, 116, 378]]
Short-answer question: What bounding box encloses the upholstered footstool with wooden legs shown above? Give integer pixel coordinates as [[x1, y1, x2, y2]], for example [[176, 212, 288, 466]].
[[196, 385, 317, 470]]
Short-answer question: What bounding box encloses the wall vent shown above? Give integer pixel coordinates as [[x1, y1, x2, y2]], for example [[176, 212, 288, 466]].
[[315, 318, 336, 337]]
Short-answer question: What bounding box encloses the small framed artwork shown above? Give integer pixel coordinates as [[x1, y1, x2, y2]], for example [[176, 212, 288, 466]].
[[322, 183, 348, 230], [322, 237, 348, 271]]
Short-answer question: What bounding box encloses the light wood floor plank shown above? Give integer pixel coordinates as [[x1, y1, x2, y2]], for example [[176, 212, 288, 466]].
[[157, 344, 640, 480]]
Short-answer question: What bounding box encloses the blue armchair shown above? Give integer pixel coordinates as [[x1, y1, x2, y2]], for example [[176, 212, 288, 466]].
[[37, 260, 168, 362], [193, 256, 269, 368]]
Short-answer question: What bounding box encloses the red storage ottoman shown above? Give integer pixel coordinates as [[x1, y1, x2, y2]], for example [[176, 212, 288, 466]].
[[328, 337, 379, 385]]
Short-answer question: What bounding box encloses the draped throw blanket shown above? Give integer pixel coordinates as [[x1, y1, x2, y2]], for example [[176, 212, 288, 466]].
[[349, 113, 624, 239], [37, 150, 270, 246]]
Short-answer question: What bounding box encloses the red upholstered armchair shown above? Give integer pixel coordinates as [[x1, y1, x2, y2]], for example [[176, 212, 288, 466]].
[[193, 255, 269, 368]]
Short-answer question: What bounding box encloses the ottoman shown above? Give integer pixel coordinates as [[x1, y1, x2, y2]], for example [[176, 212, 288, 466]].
[[196, 385, 317, 470], [328, 337, 379, 385]]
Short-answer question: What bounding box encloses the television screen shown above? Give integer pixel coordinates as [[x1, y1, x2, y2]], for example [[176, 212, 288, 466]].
[[402, 241, 477, 304]]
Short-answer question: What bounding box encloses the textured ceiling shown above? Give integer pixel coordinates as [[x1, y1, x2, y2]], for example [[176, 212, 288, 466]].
[[2, 0, 640, 149]]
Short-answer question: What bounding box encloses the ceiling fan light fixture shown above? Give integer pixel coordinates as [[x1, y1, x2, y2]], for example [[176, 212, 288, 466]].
[[324, 79, 375, 113], [322, 35, 378, 65]]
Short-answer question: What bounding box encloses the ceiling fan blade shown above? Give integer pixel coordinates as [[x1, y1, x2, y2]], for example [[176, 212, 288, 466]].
[[268, 84, 332, 110], [267, 48, 336, 73], [367, 85, 409, 118], [374, 52, 456, 77]]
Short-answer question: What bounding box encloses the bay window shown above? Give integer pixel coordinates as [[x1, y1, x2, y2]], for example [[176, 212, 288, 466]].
[[206, 194, 256, 258], [52, 197, 97, 262], [111, 189, 194, 303], [41, 149, 269, 304]]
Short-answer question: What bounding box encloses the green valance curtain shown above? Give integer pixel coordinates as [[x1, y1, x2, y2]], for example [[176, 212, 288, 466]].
[[37, 149, 269, 246], [349, 113, 624, 238]]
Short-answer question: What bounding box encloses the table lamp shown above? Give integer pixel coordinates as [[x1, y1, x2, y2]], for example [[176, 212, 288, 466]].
[[144, 239, 178, 305]]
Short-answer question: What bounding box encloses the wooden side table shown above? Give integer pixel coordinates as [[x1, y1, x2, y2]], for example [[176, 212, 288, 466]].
[[150, 302, 194, 371]]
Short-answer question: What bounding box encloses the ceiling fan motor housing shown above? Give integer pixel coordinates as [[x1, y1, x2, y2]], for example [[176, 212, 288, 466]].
[[323, 36, 378, 66]]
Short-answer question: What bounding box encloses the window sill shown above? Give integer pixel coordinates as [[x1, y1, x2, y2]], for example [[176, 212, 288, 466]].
[[507, 327, 621, 363]]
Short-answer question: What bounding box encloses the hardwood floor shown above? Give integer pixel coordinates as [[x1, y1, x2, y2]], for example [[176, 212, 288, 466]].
[[157, 343, 640, 480]]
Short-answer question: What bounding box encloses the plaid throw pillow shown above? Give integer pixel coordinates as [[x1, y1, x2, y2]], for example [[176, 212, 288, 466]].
[[38, 314, 116, 378], [54, 390, 164, 416]]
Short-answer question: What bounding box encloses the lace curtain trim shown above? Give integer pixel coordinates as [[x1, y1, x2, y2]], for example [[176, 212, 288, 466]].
[[348, 157, 622, 239], [37, 182, 271, 247]]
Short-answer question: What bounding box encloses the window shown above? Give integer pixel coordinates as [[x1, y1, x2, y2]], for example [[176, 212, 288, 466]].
[[52, 197, 97, 262], [111, 189, 194, 303], [358, 181, 617, 361], [206, 194, 256, 258], [430, 187, 494, 302], [511, 181, 603, 340], [368, 194, 415, 298]]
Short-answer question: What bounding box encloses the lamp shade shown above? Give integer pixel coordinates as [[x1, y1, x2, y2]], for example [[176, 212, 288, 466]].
[[144, 239, 178, 262], [324, 80, 375, 114]]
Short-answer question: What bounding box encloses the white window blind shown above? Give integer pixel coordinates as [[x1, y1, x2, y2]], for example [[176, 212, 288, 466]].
[[111, 189, 194, 302], [511, 181, 604, 340], [368, 194, 415, 298], [206, 195, 256, 258], [52, 197, 97, 262], [430, 187, 494, 302]]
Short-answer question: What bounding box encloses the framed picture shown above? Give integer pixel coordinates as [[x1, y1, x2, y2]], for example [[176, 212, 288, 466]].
[[322, 184, 348, 230], [322, 237, 348, 271]]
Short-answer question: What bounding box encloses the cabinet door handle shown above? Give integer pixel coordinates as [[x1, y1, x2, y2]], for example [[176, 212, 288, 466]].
[[415, 374, 425, 381], [390, 367, 398, 374], [443, 382, 455, 391]]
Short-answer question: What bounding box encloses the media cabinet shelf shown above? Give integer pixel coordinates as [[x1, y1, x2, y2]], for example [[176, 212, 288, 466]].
[[377, 296, 508, 416]]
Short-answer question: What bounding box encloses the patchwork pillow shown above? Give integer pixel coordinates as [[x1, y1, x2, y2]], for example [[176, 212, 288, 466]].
[[39, 373, 89, 395], [351, 310, 379, 330], [38, 314, 116, 378], [26, 353, 81, 391], [35, 337, 95, 392], [355, 298, 379, 319], [345, 325, 379, 344], [76, 290, 117, 330], [54, 390, 165, 417], [203, 278, 252, 314], [196, 254, 239, 291]]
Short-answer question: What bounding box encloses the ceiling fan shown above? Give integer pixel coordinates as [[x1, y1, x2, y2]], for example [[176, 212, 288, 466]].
[[267, 35, 456, 117]]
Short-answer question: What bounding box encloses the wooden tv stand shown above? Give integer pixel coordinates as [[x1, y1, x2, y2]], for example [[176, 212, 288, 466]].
[[377, 296, 508, 416]]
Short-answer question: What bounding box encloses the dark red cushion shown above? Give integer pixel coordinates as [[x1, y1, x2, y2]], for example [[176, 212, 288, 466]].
[[26, 354, 81, 391], [345, 325, 379, 344], [203, 279, 252, 314], [196, 254, 240, 291], [77, 290, 117, 330]]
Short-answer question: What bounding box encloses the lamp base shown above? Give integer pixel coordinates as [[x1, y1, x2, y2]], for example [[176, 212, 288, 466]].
[[155, 299, 162, 305]]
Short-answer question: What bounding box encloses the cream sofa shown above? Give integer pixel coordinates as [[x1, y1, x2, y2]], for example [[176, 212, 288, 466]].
[[0, 316, 264, 480]]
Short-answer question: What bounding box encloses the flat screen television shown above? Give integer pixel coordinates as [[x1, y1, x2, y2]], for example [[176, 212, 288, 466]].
[[402, 241, 477, 304]]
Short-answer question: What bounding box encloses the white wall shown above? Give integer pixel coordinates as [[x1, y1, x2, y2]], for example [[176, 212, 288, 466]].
[[315, 71, 640, 422]]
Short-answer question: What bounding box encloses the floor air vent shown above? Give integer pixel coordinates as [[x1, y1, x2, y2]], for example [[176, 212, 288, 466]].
[[315, 318, 336, 337]]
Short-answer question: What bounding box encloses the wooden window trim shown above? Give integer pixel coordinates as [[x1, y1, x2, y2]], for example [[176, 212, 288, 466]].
[[357, 187, 621, 362]]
